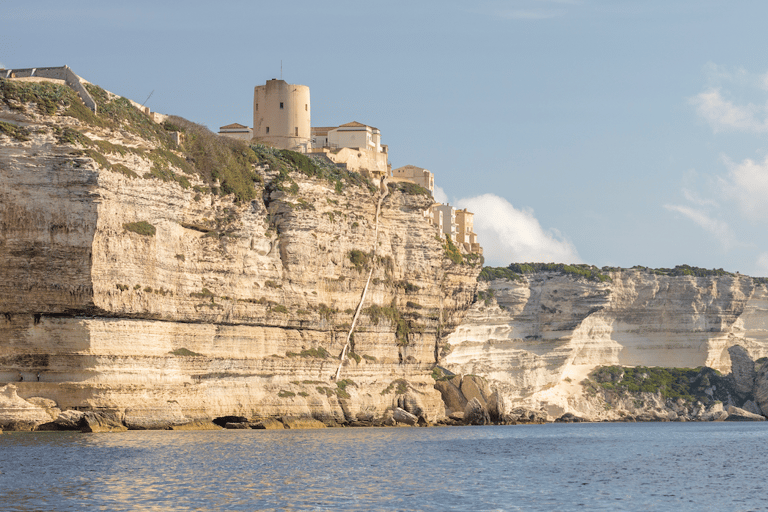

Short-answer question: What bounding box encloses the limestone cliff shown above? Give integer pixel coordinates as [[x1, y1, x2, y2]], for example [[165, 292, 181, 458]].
[[444, 265, 768, 421], [0, 77, 481, 429]]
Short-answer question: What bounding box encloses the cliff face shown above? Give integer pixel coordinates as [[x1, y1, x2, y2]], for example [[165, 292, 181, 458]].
[[444, 269, 768, 420], [0, 77, 480, 429]]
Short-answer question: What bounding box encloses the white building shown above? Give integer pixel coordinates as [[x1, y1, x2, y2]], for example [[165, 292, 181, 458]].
[[391, 165, 435, 194], [309, 121, 389, 175], [218, 123, 253, 141]]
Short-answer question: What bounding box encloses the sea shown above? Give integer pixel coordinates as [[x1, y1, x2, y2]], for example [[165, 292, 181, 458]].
[[1, 422, 766, 511]]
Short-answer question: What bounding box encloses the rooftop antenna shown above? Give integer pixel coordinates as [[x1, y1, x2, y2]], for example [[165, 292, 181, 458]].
[[142, 90, 154, 107]]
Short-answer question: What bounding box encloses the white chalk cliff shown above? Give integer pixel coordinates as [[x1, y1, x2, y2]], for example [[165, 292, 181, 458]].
[[0, 76, 480, 430], [444, 269, 768, 420]]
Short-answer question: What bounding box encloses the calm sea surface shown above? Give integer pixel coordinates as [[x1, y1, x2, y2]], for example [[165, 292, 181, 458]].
[[1, 422, 767, 511]]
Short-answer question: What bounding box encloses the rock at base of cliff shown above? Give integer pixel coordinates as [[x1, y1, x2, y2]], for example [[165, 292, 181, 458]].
[[555, 413, 587, 423], [460, 376, 491, 409], [434, 380, 467, 414], [225, 422, 251, 429], [393, 407, 418, 426], [725, 406, 766, 421], [168, 420, 222, 431], [212, 416, 248, 428], [250, 418, 286, 430], [36, 410, 85, 431], [464, 398, 490, 426], [79, 411, 128, 433], [0, 385, 56, 430], [125, 403, 187, 430], [281, 416, 326, 429], [754, 360, 768, 416], [728, 345, 756, 395]]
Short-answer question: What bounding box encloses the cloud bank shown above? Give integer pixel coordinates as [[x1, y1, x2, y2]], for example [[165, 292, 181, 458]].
[[455, 193, 580, 267]]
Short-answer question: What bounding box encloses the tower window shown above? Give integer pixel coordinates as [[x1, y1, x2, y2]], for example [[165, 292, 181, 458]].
[[305, 104, 308, 111], [280, 102, 284, 109], [266, 127, 270, 134], [295, 127, 298, 136], [255, 103, 258, 111]]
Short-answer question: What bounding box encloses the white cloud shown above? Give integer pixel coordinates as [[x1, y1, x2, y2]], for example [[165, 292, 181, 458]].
[[690, 88, 768, 133], [433, 185, 448, 205], [721, 155, 768, 221], [756, 253, 768, 277], [663, 204, 735, 249], [682, 187, 719, 208], [455, 193, 580, 266]]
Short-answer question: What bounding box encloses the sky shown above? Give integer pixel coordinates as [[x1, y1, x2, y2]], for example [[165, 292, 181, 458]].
[[4, 0, 768, 274]]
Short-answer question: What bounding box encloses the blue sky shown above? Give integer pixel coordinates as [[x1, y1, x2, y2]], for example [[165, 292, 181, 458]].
[[4, 0, 768, 274]]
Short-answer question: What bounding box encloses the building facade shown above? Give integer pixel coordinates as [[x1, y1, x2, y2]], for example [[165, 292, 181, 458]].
[[218, 123, 253, 141], [309, 121, 389, 175], [391, 165, 435, 194], [253, 79, 311, 151]]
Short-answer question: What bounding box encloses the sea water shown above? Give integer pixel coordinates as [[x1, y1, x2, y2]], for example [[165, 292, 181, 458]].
[[1, 422, 767, 511]]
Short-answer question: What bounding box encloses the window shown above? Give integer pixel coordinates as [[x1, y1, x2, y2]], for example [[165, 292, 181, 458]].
[[266, 127, 270, 134], [295, 127, 298, 136], [255, 103, 258, 111], [280, 102, 284, 109], [305, 104, 308, 111]]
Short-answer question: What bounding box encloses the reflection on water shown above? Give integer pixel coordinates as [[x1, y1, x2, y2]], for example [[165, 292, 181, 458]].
[[2, 423, 768, 511]]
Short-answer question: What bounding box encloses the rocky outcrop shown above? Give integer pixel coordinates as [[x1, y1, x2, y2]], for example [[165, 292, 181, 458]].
[[445, 268, 768, 421], [0, 77, 480, 429]]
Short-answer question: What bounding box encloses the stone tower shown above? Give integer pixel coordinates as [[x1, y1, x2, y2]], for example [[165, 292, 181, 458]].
[[252, 79, 311, 151]]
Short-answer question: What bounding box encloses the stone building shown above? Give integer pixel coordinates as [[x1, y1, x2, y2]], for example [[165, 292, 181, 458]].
[[391, 165, 434, 194], [429, 204, 481, 254], [252, 79, 311, 151], [218, 123, 253, 141], [309, 121, 389, 175]]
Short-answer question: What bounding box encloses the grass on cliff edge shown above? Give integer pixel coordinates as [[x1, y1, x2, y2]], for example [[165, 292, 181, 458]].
[[478, 262, 755, 283], [478, 263, 611, 282], [0, 78, 373, 203]]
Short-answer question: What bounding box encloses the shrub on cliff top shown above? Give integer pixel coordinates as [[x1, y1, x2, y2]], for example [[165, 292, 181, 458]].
[[496, 263, 612, 282]]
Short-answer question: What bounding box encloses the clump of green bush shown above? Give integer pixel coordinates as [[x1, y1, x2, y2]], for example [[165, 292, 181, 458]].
[[123, 221, 156, 236]]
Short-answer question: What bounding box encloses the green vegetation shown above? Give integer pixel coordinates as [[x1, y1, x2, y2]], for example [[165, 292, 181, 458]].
[[586, 365, 709, 402], [0, 120, 30, 141], [364, 303, 411, 346], [264, 280, 282, 289], [388, 181, 431, 196], [349, 249, 371, 272], [381, 379, 409, 395], [169, 347, 204, 357], [630, 264, 735, 278], [190, 288, 214, 299], [278, 390, 296, 398], [476, 289, 495, 305], [286, 347, 331, 359], [336, 379, 357, 399], [478, 263, 611, 282], [443, 236, 463, 265], [348, 351, 362, 364], [115, 283, 129, 292], [123, 221, 156, 237], [271, 304, 288, 314], [478, 266, 521, 282]]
